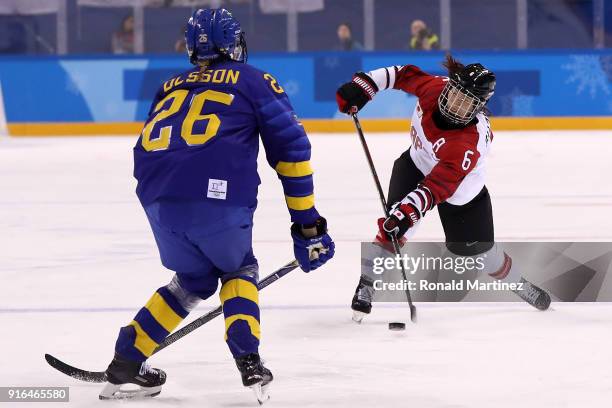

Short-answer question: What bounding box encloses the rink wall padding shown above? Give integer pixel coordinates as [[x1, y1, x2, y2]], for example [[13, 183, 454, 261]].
[[6, 117, 612, 136], [1, 49, 611, 135]]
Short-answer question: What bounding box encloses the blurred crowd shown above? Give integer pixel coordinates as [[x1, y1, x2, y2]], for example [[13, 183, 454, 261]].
[[1, 10, 442, 55], [26, 12, 440, 55], [0, 0, 606, 55]]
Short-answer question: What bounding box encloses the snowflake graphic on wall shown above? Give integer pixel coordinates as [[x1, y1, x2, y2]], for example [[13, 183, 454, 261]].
[[562, 55, 610, 98], [512, 94, 535, 116]]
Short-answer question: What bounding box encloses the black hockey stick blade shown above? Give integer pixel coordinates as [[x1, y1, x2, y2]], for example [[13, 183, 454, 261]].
[[45, 353, 107, 383], [410, 304, 417, 323], [45, 259, 299, 383]]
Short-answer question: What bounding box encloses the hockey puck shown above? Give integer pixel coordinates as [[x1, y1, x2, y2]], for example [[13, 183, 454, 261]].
[[388, 322, 406, 331]]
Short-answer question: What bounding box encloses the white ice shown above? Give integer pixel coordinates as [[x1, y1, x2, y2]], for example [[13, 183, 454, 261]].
[[1, 130, 611, 408]]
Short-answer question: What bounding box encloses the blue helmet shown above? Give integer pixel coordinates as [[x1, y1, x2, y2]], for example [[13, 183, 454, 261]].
[[185, 8, 247, 65]]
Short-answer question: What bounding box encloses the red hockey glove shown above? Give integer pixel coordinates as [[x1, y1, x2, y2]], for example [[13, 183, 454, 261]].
[[336, 72, 378, 114], [375, 217, 405, 247], [379, 202, 421, 241], [378, 186, 434, 241]]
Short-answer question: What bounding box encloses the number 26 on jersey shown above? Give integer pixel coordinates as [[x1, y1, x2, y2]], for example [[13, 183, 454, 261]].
[[141, 89, 234, 152]]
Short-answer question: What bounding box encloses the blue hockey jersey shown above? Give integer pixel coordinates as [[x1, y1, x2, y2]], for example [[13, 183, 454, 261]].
[[133, 59, 320, 225]]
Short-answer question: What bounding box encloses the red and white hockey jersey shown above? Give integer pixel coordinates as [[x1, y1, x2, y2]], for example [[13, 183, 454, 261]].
[[366, 65, 493, 207]]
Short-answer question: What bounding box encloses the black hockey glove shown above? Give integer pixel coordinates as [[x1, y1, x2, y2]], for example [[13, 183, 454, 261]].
[[336, 72, 378, 114]]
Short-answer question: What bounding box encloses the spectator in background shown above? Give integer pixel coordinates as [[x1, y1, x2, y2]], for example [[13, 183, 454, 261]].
[[336, 22, 363, 51], [409, 19, 439, 51], [112, 15, 135, 54]]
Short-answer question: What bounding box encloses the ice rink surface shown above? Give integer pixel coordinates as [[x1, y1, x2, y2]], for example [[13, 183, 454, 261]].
[[1, 130, 611, 407]]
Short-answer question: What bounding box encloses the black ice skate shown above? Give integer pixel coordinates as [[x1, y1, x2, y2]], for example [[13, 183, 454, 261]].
[[351, 276, 374, 323], [513, 278, 551, 311], [99, 354, 166, 400], [236, 353, 273, 405]]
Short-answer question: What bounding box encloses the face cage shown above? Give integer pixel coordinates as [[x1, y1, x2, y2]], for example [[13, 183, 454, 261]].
[[438, 80, 486, 125], [217, 32, 247, 63], [231, 32, 248, 63]]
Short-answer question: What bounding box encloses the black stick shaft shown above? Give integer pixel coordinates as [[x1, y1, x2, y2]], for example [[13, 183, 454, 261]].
[[352, 114, 389, 214], [154, 259, 299, 353], [351, 114, 417, 322], [45, 260, 300, 383]]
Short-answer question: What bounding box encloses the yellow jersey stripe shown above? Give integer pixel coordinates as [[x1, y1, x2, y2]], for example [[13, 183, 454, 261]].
[[224, 314, 261, 340], [219, 279, 259, 305], [144, 292, 183, 333], [275, 161, 313, 178], [129, 321, 158, 357], [285, 194, 315, 211]]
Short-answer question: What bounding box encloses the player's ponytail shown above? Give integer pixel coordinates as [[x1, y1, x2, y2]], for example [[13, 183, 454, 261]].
[[197, 60, 211, 81], [442, 53, 465, 76]]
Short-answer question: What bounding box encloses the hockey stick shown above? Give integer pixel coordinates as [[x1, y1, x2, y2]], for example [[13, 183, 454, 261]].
[[45, 259, 300, 383], [351, 113, 417, 322]]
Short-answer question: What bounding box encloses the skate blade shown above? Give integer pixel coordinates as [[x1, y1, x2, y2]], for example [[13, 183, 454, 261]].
[[352, 310, 366, 323], [250, 382, 270, 405], [99, 382, 162, 400]]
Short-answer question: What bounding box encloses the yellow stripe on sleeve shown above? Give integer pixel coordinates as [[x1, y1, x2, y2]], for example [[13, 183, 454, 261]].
[[219, 279, 259, 305], [285, 194, 315, 211], [129, 321, 158, 357], [275, 161, 313, 178], [144, 292, 183, 332], [224, 314, 261, 340]]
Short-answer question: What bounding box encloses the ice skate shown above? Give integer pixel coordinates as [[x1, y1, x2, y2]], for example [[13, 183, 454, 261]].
[[236, 353, 273, 405], [99, 354, 166, 400], [351, 276, 374, 323]]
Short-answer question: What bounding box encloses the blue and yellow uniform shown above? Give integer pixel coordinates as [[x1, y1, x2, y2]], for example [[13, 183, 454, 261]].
[[114, 59, 320, 361], [133, 61, 319, 225], [103, 8, 333, 399]]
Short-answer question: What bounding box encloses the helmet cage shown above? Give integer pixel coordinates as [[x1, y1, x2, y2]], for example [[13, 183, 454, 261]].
[[438, 79, 487, 126], [222, 31, 247, 63]]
